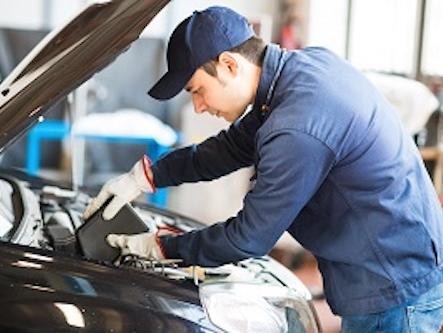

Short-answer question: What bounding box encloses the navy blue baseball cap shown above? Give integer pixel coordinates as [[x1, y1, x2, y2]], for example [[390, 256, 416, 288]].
[[148, 6, 255, 100]]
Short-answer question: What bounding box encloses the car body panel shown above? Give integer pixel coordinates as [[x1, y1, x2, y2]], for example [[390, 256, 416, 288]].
[[0, 241, 217, 332]]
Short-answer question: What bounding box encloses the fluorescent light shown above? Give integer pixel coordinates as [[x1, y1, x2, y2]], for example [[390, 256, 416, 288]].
[[54, 303, 85, 328], [23, 284, 55, 293], [24, 253, 54, 262], [11, 261, 43, 269]]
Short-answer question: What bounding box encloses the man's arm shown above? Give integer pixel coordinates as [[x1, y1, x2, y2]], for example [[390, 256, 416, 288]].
[[158, 129, 337, 266], [152, 109, 261, 188]]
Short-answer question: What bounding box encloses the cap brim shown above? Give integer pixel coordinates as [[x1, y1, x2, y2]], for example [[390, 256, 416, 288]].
[[148, 70, 193, 101]]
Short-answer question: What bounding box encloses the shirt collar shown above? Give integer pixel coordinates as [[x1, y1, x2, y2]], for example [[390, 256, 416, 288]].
[[252, 43, 287, 117]]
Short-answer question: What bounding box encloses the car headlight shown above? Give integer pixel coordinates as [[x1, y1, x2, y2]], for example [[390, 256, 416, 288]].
[[199, 282, 320, 333]]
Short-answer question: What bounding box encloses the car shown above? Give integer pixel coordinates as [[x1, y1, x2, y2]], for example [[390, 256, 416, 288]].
[[0, 1, 322, 332]]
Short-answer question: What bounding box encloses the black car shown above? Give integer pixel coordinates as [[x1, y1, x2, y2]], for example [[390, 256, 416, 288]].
[[0, 1, 321, 332]]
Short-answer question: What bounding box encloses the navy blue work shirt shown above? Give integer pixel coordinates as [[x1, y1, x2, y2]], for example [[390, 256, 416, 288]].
[[151, 44, 443, 315]]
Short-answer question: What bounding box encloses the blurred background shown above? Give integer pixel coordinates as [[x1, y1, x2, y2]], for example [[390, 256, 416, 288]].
[[1, 1, 442, 331]]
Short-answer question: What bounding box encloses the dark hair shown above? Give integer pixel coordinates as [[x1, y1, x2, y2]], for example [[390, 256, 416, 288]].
[[201, 36, 266, 77]]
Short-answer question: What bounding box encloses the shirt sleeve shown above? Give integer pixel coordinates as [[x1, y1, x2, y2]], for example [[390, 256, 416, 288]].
[[159, 129, 337, 266], [151, 109, 262, 188]]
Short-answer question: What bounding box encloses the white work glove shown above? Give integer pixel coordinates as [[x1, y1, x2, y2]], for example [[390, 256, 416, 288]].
[[83, 155, 155, 221], [106, 232, 165, 260]]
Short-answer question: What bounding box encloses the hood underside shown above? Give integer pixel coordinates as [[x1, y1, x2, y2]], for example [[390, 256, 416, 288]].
[[0, 0, 169, 152]]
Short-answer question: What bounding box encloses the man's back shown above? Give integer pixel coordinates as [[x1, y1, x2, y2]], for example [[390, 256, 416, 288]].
[[257, 47, 443, 315]]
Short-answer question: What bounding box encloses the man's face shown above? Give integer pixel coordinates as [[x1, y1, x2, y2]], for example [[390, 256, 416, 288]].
[[185, 58, 253, 123]]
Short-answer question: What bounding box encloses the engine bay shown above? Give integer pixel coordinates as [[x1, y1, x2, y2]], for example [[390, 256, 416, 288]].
[[0, 173, 313, 293], [0, 173, 321, 332]]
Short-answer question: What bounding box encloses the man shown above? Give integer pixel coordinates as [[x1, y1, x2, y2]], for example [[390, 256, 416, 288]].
[[83, 6, 443, 331]]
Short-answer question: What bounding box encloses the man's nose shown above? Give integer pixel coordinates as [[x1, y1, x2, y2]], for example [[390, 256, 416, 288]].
[[192, 95, 207, 114]]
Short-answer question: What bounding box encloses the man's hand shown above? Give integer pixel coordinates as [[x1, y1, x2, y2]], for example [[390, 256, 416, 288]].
[[106, 232, 165, 260], [83, 155, 155, 221]]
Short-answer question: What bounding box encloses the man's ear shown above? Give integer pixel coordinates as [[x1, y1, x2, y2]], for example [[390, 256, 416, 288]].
[[218, 51, 239, 76]]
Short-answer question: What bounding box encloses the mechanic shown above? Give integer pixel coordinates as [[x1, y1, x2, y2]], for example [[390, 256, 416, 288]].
[[83, 6, 443, 331]]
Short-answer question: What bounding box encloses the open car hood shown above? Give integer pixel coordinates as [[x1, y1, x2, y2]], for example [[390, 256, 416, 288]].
[[0, 0, 169, 152]]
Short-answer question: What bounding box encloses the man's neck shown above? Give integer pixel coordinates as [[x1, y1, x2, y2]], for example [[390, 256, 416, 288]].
[[249, 64, 262, 104]]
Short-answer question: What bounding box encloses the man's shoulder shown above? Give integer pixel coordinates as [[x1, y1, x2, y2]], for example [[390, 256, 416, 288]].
[[256, 106, 327, 147], [285, 46, 343, 70], [256, 87, 358, 155]]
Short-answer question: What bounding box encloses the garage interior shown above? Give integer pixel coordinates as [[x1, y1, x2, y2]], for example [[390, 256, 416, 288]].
[[0, 0, 442, 331]]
